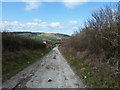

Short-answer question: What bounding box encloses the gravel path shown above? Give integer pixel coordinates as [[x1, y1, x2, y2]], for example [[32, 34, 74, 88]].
[[3, 47, 85, 89]]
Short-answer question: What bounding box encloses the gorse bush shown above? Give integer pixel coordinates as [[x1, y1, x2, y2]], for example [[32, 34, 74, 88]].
[[2, 32, 46, 52]]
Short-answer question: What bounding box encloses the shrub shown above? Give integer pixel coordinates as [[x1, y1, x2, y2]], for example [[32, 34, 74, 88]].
[[2, 32, 46, 52], [61, 2, 120, 87]]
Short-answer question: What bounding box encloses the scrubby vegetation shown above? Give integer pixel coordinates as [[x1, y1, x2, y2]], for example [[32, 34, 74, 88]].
[[3, 32, 46, 51], [2, 32, 49, 82], [60, 2, 120, 88]]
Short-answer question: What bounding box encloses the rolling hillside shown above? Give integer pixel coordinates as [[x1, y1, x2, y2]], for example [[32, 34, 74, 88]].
[[10, 32, 70, 44]]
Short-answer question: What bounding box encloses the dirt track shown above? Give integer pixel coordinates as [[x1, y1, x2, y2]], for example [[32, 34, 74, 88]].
[[3, 47, 85, 88]]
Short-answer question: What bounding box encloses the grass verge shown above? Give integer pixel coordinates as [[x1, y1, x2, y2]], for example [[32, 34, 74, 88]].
[[59, 49, 119, 88], [2, 49, 50, 82]]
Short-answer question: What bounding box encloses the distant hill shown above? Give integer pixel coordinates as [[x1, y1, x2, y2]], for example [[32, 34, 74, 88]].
[[9, 32, 70, 38], [54, 33, 71, 38], [40, 33, 70, 39], [9, 32, 70, 43]]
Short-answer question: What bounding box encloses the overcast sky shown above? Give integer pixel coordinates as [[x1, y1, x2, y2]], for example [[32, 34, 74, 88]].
[[1, 1, 117, 35]]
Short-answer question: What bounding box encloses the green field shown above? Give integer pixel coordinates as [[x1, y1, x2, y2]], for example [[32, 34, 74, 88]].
[[31, 35, 62, 44]]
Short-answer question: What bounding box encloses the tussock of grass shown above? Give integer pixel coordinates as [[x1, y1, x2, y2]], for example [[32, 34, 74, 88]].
[[60, 50, 119, 88]]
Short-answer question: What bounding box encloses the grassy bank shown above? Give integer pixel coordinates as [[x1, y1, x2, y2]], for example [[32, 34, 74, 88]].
[[59, 49, 119, 88], [2, 49, 50, 82], [2, 33, 50, 82]]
